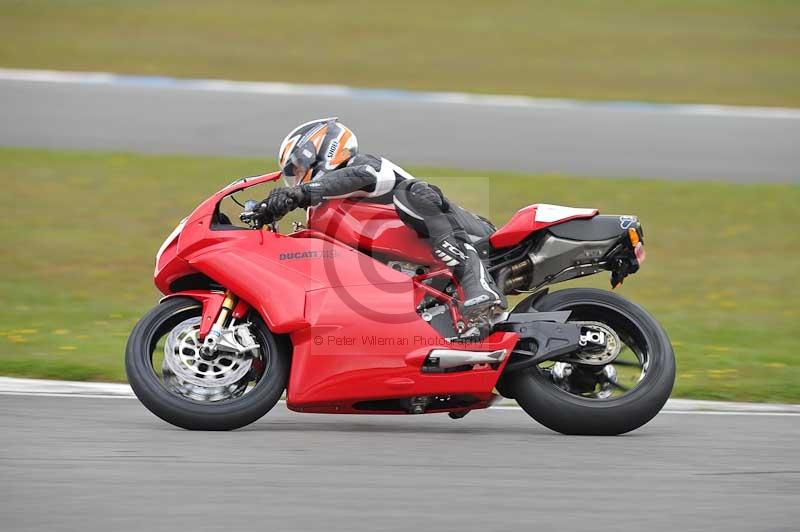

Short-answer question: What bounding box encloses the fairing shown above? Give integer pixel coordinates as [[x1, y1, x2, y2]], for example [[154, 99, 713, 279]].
[[490, 204, 598, 248], [288, 285, 518, 413], [153, 172, 518, 412]]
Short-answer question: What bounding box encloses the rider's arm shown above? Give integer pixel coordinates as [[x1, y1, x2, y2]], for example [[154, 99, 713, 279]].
[[259, 155, 410, 219], [300, 154, 407, 205]]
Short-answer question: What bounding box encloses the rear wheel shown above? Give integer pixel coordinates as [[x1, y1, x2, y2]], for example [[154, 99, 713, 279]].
[[503, 288, 675, 435], [125, 297, 290, 430]]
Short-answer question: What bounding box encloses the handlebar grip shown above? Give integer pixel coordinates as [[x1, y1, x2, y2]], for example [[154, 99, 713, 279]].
[[261, 210, 276, 225], [242, 197, 295, 228]]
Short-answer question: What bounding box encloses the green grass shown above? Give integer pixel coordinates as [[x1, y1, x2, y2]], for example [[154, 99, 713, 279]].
[[1, 0, 800, 106], [1, 147, 798, 402]]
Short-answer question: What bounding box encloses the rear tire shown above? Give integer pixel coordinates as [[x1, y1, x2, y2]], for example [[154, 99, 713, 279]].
[[125, 297, 290, 430], [504, 288, 675, 435]]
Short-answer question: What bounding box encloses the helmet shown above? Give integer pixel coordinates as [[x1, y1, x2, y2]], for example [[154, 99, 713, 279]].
[[278, 117, 358, 186]]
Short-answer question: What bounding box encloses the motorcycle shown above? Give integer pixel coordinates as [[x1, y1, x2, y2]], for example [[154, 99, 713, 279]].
[[126, 171, 675, 434]]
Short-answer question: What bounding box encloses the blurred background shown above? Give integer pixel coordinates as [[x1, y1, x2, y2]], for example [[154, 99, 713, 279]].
[[1, 0, 798, 402]]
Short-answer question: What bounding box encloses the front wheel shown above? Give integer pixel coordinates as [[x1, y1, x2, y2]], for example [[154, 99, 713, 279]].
[[503, 288, 675, 435], [125, 297, 291, 430]]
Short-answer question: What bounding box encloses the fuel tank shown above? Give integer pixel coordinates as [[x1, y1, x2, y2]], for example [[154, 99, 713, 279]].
[[307, 199, 437, 265]]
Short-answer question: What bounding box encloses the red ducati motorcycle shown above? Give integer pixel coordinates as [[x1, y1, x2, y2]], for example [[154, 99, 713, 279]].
[[126, 172, 675, 434]]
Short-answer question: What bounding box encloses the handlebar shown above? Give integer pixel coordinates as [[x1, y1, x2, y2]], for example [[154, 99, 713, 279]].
[[239, 198, 295, 228]]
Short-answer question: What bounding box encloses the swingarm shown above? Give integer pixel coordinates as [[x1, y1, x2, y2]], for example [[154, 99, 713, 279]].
[[496, 312, 618, 373]]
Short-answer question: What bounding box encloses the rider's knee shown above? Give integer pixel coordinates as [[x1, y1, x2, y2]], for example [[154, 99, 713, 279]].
[[395, 180, 445, 216]]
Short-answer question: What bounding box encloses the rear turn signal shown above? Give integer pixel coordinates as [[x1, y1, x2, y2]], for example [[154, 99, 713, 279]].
[[628, 228, 640, 246], [628, 228, 645, 265]]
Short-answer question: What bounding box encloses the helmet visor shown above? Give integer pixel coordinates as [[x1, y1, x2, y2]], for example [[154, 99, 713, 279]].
[[281, 162, 308, 186], [281, 143, 316, 185]]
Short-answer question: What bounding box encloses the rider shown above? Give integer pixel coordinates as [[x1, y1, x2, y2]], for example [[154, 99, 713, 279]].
[[258, 117, 507, 322]]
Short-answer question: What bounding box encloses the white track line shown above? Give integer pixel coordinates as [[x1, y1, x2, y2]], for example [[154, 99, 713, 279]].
[[0, 391, 134, 399], [1, 67, 799, 120], [490, 405, 800, 417], [0, 376, 132, 397], [2, 377, 798, 415]]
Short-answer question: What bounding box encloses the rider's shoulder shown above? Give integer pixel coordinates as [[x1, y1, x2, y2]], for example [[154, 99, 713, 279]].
[[347, 153, 382, 167], [348, 154, 412, 174]]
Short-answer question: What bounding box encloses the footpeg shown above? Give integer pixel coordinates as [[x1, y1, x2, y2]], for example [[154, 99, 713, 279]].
[[408, 396, 429, 414]]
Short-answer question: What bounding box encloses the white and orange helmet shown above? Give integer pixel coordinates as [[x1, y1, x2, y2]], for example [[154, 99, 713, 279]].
[[278, 117, 358, 186]]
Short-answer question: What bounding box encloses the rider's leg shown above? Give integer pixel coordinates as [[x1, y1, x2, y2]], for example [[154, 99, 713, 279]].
[[393, 180, 507, 318]]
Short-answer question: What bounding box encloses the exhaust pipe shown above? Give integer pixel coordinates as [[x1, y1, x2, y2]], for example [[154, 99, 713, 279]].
[[424, 349, 507, 371]]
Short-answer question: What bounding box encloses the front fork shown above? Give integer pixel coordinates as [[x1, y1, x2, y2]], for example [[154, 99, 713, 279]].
[[196, 290, 251, 355], [198, 291, 235, 356]]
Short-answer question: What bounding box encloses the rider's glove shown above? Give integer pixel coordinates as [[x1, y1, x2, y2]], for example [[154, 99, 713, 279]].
[[262, 187, 294, 219], [258, 186, 305, 219], [257, 183, 325, 222]]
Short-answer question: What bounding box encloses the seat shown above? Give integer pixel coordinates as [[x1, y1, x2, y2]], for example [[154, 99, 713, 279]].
[[548, 215, 630, 241], [488, 204, 598, 249]]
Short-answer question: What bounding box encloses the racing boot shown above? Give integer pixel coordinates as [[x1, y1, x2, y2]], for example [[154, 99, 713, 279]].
[[432, 234, 508, 324]]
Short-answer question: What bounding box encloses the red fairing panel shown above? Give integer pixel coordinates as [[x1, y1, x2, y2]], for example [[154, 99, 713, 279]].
[[287, 283, 519, 412], [490, 203, 598, 248], [307, 200, 438, 265], [154, 239, 196, 294], [154, 171, 521, 413], [154, 172, 283, 293], [183, 230, 413, 333]]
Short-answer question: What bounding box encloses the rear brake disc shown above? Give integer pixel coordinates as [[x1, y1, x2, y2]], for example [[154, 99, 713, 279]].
[[564, 321, 622, 365]]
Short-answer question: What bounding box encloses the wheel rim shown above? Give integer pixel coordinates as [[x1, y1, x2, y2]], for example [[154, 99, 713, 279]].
[[151, 311, 270, 403], [537, 304, 650, 400]]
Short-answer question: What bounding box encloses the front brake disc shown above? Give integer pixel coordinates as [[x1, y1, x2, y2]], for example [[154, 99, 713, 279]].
[[162, 317, 254, 401]]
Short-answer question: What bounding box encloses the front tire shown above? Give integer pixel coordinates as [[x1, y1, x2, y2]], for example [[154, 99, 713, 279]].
[[125, 297, 290, 430], [504, 288, 675, 435]]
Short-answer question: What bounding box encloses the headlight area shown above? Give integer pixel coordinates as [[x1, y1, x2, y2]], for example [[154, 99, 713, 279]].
[[155, 218, 187, 267]]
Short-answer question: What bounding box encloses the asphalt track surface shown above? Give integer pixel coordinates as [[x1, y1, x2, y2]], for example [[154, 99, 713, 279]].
[[1, 77, 799, 183], [2, 394, 798, 532]]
